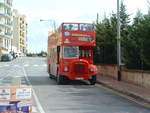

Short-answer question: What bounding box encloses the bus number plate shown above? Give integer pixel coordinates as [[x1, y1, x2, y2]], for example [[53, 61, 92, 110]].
[[75, 77, 83, 80]]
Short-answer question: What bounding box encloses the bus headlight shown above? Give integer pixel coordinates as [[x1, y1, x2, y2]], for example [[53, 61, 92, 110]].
[[64, 67, 69, 72], [90, 68, 94, 72]]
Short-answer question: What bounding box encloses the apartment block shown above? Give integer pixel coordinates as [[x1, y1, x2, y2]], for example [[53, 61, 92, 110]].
[[0, 0, 13, 56], [12, 9, 27, 54]]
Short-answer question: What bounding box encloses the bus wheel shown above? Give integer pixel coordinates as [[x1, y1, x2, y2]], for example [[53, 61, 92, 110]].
[[49, 74, 53, 79], [89, 75, 96, 85], [48, 64, 50, 73], [48, 65, 53, 79], [57, 75, 68, 85]]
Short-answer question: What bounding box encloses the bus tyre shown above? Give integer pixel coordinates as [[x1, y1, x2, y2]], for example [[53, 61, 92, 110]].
[[49, 74, 53, 79], [89, 75, 96, 85], [57, 75, 66, 85], [48, 64, 50, 73], [48, 65, 53, 79]]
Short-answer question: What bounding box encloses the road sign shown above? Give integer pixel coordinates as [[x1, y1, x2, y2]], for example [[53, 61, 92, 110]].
[[0, 86, 32, 113]]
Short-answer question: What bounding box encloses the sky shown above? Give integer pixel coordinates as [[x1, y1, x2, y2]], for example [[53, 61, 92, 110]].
[[13, 0, 149, 53]]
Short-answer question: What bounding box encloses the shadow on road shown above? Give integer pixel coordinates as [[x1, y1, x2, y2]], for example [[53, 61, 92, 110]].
[[27, 75, 89, 86], [68, 80, 89, 85]]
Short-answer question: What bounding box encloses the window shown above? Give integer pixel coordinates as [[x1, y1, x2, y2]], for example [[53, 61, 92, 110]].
[[64, 46, 79, 59], [63, 24, 78, 31], [80, 50, 92, 58], [80, 24, 94, 31]]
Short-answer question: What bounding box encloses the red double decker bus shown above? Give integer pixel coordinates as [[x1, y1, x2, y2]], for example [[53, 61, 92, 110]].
[[47, 22, 97, 84]]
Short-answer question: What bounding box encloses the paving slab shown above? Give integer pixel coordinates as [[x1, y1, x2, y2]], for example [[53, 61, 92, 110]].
[[97, 75, 150, 104]]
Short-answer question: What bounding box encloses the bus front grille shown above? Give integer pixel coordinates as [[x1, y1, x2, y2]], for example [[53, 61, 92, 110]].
[[74, 63, 87, 74]]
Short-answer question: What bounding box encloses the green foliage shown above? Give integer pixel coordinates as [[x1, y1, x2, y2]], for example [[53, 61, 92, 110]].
[[95, 2, 150, 70], [95, 2, 129, 65], [94, 15, 118, 64], [123, 9, 150, 70], [37, 51, 47, 57], [26, 51, 47, 57]]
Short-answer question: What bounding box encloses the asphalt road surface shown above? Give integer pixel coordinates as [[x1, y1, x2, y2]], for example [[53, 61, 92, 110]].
[[0, 57, 150, 113]]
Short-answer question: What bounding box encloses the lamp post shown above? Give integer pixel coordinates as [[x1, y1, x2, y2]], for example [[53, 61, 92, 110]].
[[117, 0, 121, 81], [40, 19, 57, 54], [40, 19, 56, 32]]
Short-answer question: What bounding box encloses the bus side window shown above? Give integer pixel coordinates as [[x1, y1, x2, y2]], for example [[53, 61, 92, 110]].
[[89, 50, 92, 57], [85, 50, 89, 57], [82, 50, 85, 57], [79, 50, 82, 58], [79, 50, 92, 58]]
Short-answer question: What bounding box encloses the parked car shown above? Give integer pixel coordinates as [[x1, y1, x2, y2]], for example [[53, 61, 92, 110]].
[[9, 51, 17, 59], [1, 54, 13, 61], [15, 52, 26, 57]]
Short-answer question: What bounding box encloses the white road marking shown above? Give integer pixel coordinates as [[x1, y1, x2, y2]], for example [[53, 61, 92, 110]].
[[22, 67, 46, 113], [42, 64, 47, 67], [0, 64, 47, 68], [0, 68, 15, 80], [32, 106, 38, 113], [24, 64, 29, 67]]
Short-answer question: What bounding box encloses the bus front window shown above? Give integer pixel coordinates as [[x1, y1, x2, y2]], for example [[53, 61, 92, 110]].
[[80, 24, 94, 31], [64, 46, 79, 59], [63, 24, 78, 31]]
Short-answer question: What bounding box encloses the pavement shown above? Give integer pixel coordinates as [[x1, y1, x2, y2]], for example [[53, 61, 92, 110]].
[[97, 75, 150, 106]]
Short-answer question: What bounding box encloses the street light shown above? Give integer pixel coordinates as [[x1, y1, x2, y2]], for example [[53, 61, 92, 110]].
[[40, 19, 57, 53], [40, 19, 57, 32], [117, 0, 121, 81]]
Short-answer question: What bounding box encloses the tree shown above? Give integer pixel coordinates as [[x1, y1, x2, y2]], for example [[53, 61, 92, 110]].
[[119, 1, 130, 64], [95, 14, 117, 64], [95, 1, 150, 70], [124, 9, 150, 70], [95, 1, 130, 65]]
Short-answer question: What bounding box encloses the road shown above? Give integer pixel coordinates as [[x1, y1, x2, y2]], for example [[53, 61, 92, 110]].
[[0, 57, 150, 113]]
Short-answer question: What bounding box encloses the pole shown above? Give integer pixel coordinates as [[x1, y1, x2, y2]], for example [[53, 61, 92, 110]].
[[96, 13, 99, 24], [117, 0, 121, 81], [40, 19, 56, 32]]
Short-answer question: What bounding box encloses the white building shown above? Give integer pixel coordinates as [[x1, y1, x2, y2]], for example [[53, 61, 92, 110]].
[[0, 0, 13, 56]]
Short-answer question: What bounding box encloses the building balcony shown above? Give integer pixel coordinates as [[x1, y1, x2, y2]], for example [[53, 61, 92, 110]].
[[0, 9, 12, 17], [0, 2, 12, 8], [0, 32, 12, 39], [0, 23, 12, 28], [0, 32, 5, 36], [0, 12, 12, 18], [5, 32, 12, 37]]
